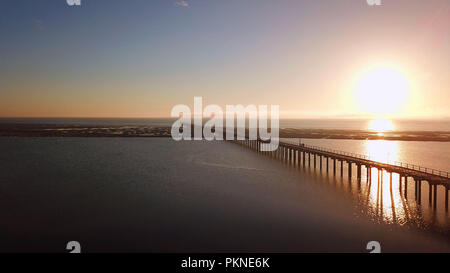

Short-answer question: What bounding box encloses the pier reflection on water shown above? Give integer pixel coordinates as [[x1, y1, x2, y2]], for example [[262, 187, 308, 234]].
[[363, 140, 447, 230], [269, 138, 449, 233]]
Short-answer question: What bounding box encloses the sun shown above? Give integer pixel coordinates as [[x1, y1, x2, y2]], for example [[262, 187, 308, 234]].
[[354, 67, 410, 115]]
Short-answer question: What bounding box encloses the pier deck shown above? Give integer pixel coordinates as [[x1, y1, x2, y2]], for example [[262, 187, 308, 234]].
[[234, 139, 450, 210]]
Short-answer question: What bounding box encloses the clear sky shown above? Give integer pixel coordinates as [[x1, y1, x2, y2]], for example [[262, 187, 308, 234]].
[[0, 0, 449, 118]]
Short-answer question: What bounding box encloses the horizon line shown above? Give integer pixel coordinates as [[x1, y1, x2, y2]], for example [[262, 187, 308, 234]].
[[0, 116, 449, 121]]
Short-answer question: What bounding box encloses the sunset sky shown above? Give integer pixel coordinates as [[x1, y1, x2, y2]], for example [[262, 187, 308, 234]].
[[0, 0, 449, 118]]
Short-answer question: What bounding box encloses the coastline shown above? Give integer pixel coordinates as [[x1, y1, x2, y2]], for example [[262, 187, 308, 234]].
[[1, 123, 449, 141]]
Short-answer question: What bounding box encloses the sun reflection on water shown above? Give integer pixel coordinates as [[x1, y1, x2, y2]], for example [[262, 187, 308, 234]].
[[358, 140, 447, 229], [291, 136, 449, 231], [365, 140, 398, 164], [363, 140, 405, 224]]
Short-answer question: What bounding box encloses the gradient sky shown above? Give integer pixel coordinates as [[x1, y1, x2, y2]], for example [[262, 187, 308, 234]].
[[0, 0, 449, 118]]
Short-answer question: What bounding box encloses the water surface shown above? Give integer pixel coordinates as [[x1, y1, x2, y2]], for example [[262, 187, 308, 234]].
[[0, 137, 448, 252]]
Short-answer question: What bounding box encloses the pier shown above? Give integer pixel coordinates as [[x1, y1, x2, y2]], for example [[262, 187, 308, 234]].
[[234, 139, 450, 211]]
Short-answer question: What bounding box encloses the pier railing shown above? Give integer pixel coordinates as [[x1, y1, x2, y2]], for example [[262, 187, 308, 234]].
[[280, 140, 450, 178]]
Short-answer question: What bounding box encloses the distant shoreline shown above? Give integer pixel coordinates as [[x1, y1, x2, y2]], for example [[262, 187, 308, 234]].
[[0, 123, 449, 141]]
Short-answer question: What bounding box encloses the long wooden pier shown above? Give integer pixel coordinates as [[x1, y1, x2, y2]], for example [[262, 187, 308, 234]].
[[234, 139, 450, 211]]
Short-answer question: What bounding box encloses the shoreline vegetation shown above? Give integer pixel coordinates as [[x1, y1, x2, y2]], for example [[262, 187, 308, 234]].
[[0, 123, 449, 141]]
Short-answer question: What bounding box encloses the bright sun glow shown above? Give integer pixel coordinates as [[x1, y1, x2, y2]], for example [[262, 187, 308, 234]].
[[355, 67, 410, 115], [366, 140, 398, 164], [368, 118, 394, 132]]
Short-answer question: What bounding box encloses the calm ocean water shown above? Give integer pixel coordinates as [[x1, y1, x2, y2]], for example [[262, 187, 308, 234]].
[[0, 118, 448, 251], [0, 138, 448, 252]]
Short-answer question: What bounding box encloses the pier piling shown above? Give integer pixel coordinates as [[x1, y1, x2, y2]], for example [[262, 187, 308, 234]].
[[234, 139, 449, 213], [348, 162, 352, 179]]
